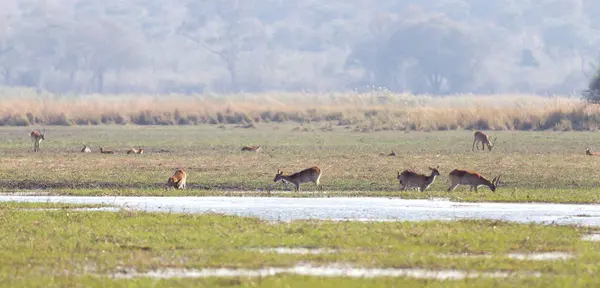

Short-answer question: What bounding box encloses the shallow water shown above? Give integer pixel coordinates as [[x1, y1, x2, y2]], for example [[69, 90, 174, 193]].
[[110, 263, 537, 280], [2, 195, 600, 226]]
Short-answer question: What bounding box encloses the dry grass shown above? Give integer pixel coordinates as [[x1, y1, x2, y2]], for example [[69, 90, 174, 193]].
[[0, 87, 596, 130]]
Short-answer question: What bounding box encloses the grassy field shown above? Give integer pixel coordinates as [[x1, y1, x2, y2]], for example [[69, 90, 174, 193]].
[[0, 89, 597, 131], [1, 125, 600, 203], [1, 204, 600, 287]]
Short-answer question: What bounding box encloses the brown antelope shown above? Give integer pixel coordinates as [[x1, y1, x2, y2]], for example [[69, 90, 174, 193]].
[[586, 148, 600, 156], [81, 145, 92, 153], [241, 146, 261, 152], [274, 167, 322, 192], [397, 166, 440, 192], [127, 147, 144, 154], [447, 169, 501, 192], [29, 130, 45, 152], [99, 146, 115, 154], [472, 131, 497, 151], [166, 169, 187, 189]]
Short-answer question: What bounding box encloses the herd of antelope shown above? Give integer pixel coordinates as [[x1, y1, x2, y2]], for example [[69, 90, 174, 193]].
[[24, 128, 597, 193]]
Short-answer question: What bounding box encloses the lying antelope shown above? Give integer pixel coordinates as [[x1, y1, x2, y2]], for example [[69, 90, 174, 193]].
[[586, 148, 600, 156], [99, 146, 115, 154], [379, 151, 396, 156], [81, 145, 92, 153], [241, 146, 261, 152], [274, 166, 322, 192], [127, 147, 144, 154], [29, 130, 45, 152], [166, 169, 187, 190], [397, 166, 440, 192], [472, 131, 497, 151], [447, 169, 501, 192]]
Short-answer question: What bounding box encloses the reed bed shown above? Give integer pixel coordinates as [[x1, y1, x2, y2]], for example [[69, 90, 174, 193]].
[[0, 87, 596, 131]]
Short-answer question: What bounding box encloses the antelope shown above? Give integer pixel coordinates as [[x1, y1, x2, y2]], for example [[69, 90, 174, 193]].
[[586, 148, 600, 156], [379, 151, 396, 156], [397, 166, 440, 192], [274, 166, 322, 192], [472, 131, 497, 151], [241, 146, 261, 152], [81, 145, 92, 153], [99, 146, 115, 154], [166, 169, 187, 190], [29, 129, 45, 152], [127, 146, 144, 154], [447, 169, 501, 192]]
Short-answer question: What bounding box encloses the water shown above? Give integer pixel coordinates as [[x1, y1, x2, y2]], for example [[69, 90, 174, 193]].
[[110, 264, 538, 280], [2, 195, 600, 226]]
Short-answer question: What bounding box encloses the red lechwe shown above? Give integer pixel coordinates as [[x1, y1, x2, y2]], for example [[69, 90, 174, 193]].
[[397, 166, 440, 192], [274, 167, 321, 192], [447, 169, 501, 192], [166, 169, 187, 190], [472, 131, 497, 151]]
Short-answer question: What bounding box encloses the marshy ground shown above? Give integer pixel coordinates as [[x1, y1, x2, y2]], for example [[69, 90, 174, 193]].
[[1, 125, 600, 203], [3, 125, 600, 286]]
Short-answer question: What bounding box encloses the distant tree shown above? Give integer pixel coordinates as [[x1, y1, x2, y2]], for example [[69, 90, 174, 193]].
[[386, 16, 482, 93], [179, 0, 266, 92], [583, 65, 600, 104]]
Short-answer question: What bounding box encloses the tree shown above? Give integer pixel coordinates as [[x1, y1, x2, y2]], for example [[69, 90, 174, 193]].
[[178, 0, 266, 92], [386, 16, 482, 93], [583, 65, 600, 104]]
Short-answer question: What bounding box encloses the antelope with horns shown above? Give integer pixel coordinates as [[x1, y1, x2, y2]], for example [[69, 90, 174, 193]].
[[447, 169, 501, 192], [166, 169, 187, 190], [127, 146, 144, 154], [397, 166, 440, 192], [274, 166, 322, 192], [472, 131, 497, 151], [241, 145, 261, 152], [29, 129, 45, 152], [99, 146, 115, 154], [586, 148, 600, 156], [81, 145, 92, 153]]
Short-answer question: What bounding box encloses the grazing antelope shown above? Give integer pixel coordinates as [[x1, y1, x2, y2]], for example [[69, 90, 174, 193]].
[[274, 167, 322, 192], [99, 146, 115, 154], [447, 169, 501, 192], [586, 148, 600, 156], [29, 130, 45, 152], [81, 145, 92, 153], [127, 147, 144, 154], [241, 145, 261, 152], [166, 169, 187, 190], [472, 131, 497, 151], [397, 166, 440, 192]]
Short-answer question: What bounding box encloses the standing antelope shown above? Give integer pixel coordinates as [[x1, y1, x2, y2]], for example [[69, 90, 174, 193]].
[[29, 130, 45, 152], [99, 146, 115, 154], [274, 166, 322, 192], [397, 166, 440, 192], [127, 147, 144, 154], [241, 146, 261, 152], [166, 169, 187, 189], [472, 131, 497, 151], [586, 148, 600, 156], [81, 145, 92, 153], [447, 169, 501, 192]]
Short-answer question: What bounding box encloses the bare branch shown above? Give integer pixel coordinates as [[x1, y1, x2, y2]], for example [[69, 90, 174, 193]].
[[177, 29, 225, 57]]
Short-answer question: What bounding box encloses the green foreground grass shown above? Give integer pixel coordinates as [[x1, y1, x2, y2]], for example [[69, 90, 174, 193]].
[[1, 204, 600, 287], [2, 125, 600, 203]]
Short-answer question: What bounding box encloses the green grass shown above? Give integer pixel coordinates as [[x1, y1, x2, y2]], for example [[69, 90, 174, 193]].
[[2, 125, 600, 202], [1, 208, 600, 287], [0, 201, 111, 210]]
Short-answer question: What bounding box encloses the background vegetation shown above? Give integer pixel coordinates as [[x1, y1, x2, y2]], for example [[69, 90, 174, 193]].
[[0, 0, 599, 95]]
